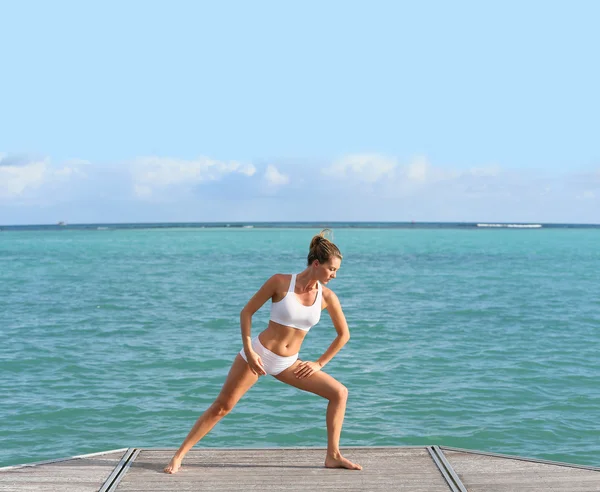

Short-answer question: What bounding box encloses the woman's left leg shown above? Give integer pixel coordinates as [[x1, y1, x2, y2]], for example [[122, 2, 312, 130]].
[[274, 361, 362, 470]]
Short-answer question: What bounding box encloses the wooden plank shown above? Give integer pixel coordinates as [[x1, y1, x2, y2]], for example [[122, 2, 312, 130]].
[[440, 446, 600, 472], [443, 450, 600, 492], [114, 447, 452, 491], [0, 450, 127, 492], [4, 446, 597, 491], [0, 449, 129, 472]]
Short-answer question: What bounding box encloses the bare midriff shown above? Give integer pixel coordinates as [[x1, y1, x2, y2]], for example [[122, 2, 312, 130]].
[[258, 320, 308, 357]]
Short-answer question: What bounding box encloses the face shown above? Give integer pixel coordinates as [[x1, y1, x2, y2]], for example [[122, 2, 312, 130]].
[[313, 256, 341, 283]]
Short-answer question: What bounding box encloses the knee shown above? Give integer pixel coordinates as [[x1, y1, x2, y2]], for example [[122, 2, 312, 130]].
[[210, 398, 235, 417], [332, 384, 348, 402]]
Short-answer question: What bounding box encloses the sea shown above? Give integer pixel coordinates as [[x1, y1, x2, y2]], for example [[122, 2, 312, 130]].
[[1, 222, 599, 468]]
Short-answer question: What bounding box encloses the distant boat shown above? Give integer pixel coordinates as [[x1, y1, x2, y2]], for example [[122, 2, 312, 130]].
[[57, 221, 67, 226]]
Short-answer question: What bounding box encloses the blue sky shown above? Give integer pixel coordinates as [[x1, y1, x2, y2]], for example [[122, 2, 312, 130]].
[[1, 0, 599, 224]]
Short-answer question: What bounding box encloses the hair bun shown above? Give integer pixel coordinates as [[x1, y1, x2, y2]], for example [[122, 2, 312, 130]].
[[307, 229, 342, 265], [319, 228, 333, 241], [311, 229, 332, 248]]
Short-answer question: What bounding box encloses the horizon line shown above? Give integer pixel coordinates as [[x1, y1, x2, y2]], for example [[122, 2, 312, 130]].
[[1, 220, 599, 228]]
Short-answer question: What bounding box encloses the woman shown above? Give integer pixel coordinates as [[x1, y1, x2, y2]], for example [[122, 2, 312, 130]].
[[164, 230, 361, 473]]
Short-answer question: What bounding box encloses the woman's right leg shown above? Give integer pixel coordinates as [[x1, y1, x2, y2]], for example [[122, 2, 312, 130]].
[[164, 353, 259, 473]]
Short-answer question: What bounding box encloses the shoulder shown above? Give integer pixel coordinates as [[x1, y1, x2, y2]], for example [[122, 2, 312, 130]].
[[263, 273, 291, 293], [321, 284, 340, 309], [242, 273, 290, 313], [268, 273, 289, 286]]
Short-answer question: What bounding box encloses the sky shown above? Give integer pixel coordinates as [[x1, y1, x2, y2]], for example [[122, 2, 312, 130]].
[[1, 0, 599, 225]]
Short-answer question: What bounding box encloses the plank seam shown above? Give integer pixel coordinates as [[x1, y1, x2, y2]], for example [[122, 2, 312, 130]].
[[100, 448, 139, 492], [98, 448, 135, 492], [432, 445, 468, 492], [427, 446, 467, 492]]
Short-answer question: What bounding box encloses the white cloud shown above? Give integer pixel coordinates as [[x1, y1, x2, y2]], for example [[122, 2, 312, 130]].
[[53, 165, 87, 178], [321, 154, 489, 185], [405, 156, 429, 182], [401, 156, 467, 184], [264, 165, 290, 186], [131, 156, 256, 197], [3, 151, 598, 224], [63, 158, 91, 167], [322, 154, 397, 182], [0, 155, 88, 200], [238, 164, 257, 177], [0, 158, 47, 198]]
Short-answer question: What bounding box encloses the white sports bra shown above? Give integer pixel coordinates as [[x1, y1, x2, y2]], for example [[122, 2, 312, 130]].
[[270, 274, 322, 331]]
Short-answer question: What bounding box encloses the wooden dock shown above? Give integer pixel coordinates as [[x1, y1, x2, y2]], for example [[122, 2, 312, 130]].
[[1, 446, 599, 491]]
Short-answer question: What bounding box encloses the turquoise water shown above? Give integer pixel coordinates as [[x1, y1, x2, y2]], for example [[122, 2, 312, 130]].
[[1, 227, 599, 468]]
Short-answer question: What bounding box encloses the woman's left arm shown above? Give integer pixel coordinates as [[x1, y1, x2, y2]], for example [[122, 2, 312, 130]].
[[294, 288, 350, 379], [316, 289, 350, 368]]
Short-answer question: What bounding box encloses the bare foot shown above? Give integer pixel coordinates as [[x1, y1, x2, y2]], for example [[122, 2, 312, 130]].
[[164, 456, 182, 474], [325, 453, 362, 470]]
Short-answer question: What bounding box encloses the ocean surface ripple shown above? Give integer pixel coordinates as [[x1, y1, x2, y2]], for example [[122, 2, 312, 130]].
[[1, 227, 599, 467]]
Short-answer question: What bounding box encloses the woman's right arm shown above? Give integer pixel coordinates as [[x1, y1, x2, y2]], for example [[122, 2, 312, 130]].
[[239, 274, 280, 375]]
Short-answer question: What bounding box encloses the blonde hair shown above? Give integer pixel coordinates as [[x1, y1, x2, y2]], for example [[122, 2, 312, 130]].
[[307, 229, 343, 265]]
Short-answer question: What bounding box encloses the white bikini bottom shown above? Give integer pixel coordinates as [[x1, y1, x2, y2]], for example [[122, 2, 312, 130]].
[[239, 336, 298, 376]]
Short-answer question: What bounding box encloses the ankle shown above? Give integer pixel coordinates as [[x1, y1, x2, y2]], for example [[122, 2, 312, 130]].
[[327, 449, 341, 459]]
